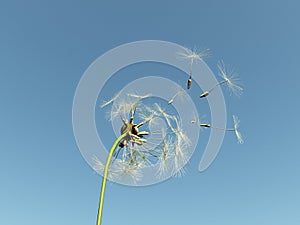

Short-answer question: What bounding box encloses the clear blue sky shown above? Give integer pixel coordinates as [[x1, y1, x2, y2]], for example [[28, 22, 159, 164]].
[[1, 0, 299, 224]]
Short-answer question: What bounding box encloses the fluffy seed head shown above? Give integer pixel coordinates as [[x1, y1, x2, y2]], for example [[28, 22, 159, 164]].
[[177, 47, 211, 62], [218, 61, 243, 97], [99, 94, 192, 182]]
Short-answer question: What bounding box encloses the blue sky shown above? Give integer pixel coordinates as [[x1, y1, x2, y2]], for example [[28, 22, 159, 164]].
[[1, 0, 300, 224]]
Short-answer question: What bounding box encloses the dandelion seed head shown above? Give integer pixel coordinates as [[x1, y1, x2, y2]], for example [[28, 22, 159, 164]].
[[102, 93, 192, 182], [218, 61, 243, 97], [177, 47, 211, 62]]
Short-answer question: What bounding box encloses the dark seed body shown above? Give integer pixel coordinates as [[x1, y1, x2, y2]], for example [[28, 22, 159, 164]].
[[187, 79, 192, 89]]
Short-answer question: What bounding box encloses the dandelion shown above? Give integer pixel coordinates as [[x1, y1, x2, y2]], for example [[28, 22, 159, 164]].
[[200, 60, 243, 98], [178, 47, 211, 89], [96, 97, 192, 225], [96, 101, 151, 225], [118, 105, 150, 148], [92, 45, 244, 225]]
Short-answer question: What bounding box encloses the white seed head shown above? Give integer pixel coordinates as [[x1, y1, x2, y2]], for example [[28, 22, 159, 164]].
[[218, 61, 243, 97], [177, 47, 211, 62], [102, 95, 192, 181]]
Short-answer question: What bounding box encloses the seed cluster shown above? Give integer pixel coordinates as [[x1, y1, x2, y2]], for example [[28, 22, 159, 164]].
[[95, 47, 244, 183]]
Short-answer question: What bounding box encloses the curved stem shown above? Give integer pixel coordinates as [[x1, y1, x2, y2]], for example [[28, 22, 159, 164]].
[[96, 133, 127, 225]]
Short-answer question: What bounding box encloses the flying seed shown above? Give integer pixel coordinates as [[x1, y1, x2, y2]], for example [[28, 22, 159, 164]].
[[177, 47, 211, 90], [200, 61, 243, 98]]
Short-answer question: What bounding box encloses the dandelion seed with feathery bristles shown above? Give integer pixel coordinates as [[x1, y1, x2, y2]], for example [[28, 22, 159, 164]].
[[192, 114, 244, 144], [200, 60, 243, 98], [177, 47, 211, 89]]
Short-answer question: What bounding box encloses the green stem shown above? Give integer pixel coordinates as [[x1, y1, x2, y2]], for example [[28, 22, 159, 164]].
[[96, 133, 127, 225]]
